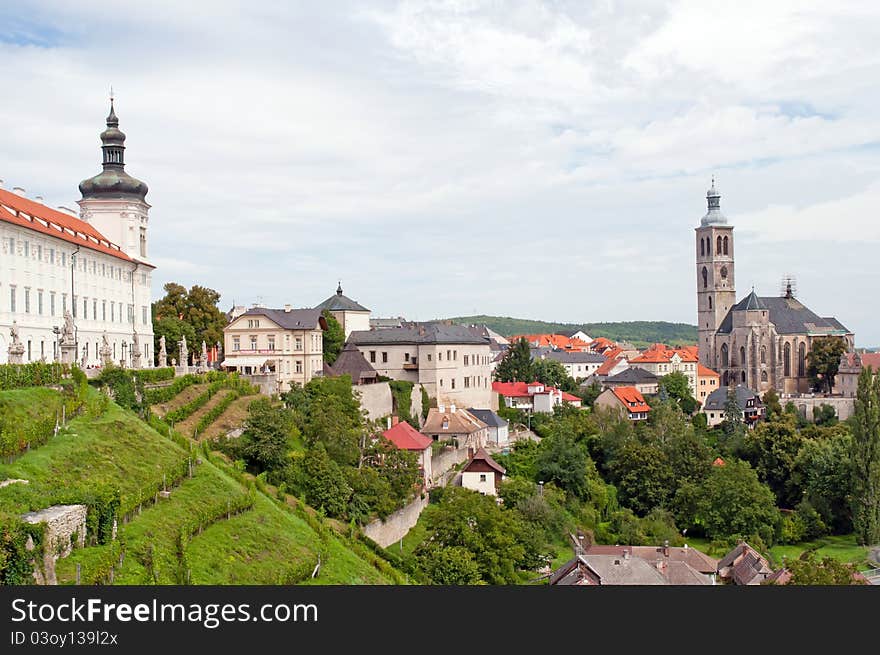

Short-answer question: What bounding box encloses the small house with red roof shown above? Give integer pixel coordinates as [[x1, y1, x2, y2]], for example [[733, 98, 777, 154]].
[[383, 418, 433, 487], [593, 386, 651, 421], [461, 448, 506, 496], [492, 381, 582, 413]]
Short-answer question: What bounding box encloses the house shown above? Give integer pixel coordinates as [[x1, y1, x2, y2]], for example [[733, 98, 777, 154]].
[[594, 386, 651, 421], [701, 384, 765, 428], [717, 542, 774, 585], [581, 355, 629, 387], [837, 351, 880, 398], [510, 333, 591, 352], [569, 330, 592, 343], [697, 364, 721, 404], [0, 101, 155, 368], [467, 408, 509, 445], [348, 321, 494, 409], [603, 367, 659, 395], [314, 283, 370, 339], [382, 418, 433, 488], [323, 340, 378, 385], [492, 381, 582, 413], [421, 405, 488, 451], [461, 447, 506, 496], [534, 350, 606, 381], [629, 343, 699, 397], [222, 306, 327, 392]]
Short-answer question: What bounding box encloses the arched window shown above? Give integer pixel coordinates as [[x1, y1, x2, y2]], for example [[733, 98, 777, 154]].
[[798, 343, 806, 377], [723, 236, 729, 255], [760, 346, 766, 364], [761, 371, 768, 383], [700, 238, 705, 257], [708, 296, 712, 309], [742, 371, 746, 383], [720, 266, 728, 280], [722, 371, 729, 386], [740, 346, 746, 369], [716, 236, 722, 255], [721, 343, 729, 367], [784, 343, 791, 377], [702, 267, 708, 289]]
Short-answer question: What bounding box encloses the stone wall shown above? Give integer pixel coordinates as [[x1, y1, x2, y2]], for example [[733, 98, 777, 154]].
[[780, 395, 855, 422], [363, 495, 429, 548], [356, 382, 393, 421], [22, 504, 87, 585], [430, 446, 469, 485]]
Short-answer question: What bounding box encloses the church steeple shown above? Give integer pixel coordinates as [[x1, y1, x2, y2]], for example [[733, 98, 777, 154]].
[[701, 176, 728, 226]]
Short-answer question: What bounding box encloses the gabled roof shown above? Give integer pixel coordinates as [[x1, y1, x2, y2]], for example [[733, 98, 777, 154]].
[[349, 322, 490, 346], [467, 408, 508, 428], [314, 284, 370, 312], [464, 447, 506, 475], [0, 187, 142, 265], [630, 343, 699, 364], [235, 307, 326, 331], [860, 353, 880, 372], [610, 386, 651, 413], [703, 385, 762, 412], [717, 293, 851, 335], [383, 421, 432, 451], [326, 341, 377, 383], [697, 364, 721, 378], [743, 289, 766, 310], [541, 350, 606, 364], [606, 368, 658, 385], [595, 356, 626, 376], [492, 381, 579, 403], [422, 407, 487, 435]]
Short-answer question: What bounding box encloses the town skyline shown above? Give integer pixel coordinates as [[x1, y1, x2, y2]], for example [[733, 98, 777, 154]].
[[1, 1, 877, 345]]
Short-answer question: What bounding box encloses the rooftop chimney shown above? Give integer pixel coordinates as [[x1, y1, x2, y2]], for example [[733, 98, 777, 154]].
[[12, 187, 26, 196], [391, 416, 399, 426], [450, 404, 456, 413], [284, 304, 292, 313], [34, 195, 44, 202]]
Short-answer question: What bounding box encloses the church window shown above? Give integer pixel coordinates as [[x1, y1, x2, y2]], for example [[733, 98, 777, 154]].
[[716, 236, 722, 255], [740, 346, 746, 368], [721, 344, 729, 367], [742, 371, 746, 383], [723, 236, 729, 255], [700, 238, 705, 257], [708, 296, 712, 309], [761, 371, 768, 383], [760, 346, 766, 364], [702, 267, 708, 289], [798, 343, 806, 377], [720, 266, 728, 280], [784, 343, 791, 377]]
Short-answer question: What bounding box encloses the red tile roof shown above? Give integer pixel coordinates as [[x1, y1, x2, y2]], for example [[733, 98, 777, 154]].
[[862, 353, 880, 371], [383, 421, 432, 451], [713, 457, 726, 467], [0, 188, 145, 265], [631, 344, 699, 364], [698, 364, 720, 378], [595, 356, 624, 376], [493, 381, 580, 404], [508, 333, 591, 351], [611, 386, 651, 413]]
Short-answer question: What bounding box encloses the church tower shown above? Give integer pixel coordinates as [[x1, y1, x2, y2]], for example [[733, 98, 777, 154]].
[[78, 97, 151, 262], [695, 179, 736, 369]]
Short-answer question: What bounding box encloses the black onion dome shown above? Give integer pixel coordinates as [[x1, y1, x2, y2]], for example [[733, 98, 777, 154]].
[[79, 99, 148, 201]]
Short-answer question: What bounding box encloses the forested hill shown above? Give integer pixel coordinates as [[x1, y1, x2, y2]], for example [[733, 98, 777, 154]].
[[445, 316, 697, 347]]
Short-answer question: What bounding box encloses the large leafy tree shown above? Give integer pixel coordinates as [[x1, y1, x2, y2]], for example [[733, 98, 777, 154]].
[[238, 398, 298, 472], [740, 412, 806, 507], [532, 359, 578, 393], [659, 371, 699, 414], [534, 433, 605, 506], [850, 366, 880, 545], [794, 431, 853, 533], [782, 552, 865, 585], [608, 440, 676, 516], [493, 337, 534, 382], [152, 282, 227, 363], [321, 310, 344, 365], [299, 444, 352, 518], [807, 336, 848, 394]]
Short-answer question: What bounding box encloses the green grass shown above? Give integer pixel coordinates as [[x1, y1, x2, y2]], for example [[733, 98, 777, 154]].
[[769, 534, 870, 570], [0, 387, 65, 428]]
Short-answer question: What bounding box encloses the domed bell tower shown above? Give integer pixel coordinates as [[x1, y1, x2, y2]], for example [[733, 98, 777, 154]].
[[695, 179, 736, 369], [78, 96, 150, 263]]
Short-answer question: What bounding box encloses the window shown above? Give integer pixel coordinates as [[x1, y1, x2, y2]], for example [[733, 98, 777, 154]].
[[464, 355, 469, 366], [761, 371, 768, 383], [451, 378, 456, 389], [716, 235, 722, 255], [700, 238, 705, 257], [24, 288, 30, 313], [369, 351, 376, 363], [110, 302, 115, 322], [82, 297, 88, 320], [250, 336, 258, 350], [9, 286, 16, 312], [702, 266, 708, 289], [50, 292, 55, 317], [428, 354, 432, 362], [708, 296, 712, 309], [447, 350, 451, 360], [142, 306, 147, 324], [479, 474, 487, 483], [382, 351, 388, 363], [453, 350, 457, 360], [440, 379, 443, 387], [268, 335, 276, 351], [233, 337, 240, 351], [24, 241, 29, 257], [760, 346, 766, 364], [798, 343, 806, 377], [741, 371, 746, 383], [720, 266, 728, 280], [721, 343, 729, 367], [61, 252, 66, 267], [7, 237, 15, 253], [442, 417, 449, 429], [295, 360, 302, 373], [37, 290, 44, 315], [740, 346, 746, 369], [127, 304, 134, 324], [405, 352, 410, 362], [783, 343, 791, 377], [438, 352, 442, 361], [723, 236, 729, 255], [36, 245, 42, 261], [295, 337, 302, 351]]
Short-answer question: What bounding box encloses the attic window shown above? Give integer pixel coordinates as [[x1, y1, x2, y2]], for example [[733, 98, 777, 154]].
[[442, 417, 449, 429]]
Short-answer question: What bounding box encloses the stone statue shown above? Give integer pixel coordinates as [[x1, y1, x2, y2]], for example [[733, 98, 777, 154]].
[[178, 335, 188, 368], [158, 335, 167, 368], [131, 331, 142, 369], [80, 346, 88, 368], [99, 331, 113, 366], [61, 310, 75, 344], [7, 321, 25, 364], [200, 340, 208, 368]]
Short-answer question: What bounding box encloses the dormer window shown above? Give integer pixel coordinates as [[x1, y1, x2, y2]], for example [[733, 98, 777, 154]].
[[442, 417, 449, 430]]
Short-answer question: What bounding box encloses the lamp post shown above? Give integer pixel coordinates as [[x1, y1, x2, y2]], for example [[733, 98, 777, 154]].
[[121, 341, 127, 368], [52, 326, 60, 363], [538, 481, 544, 497]]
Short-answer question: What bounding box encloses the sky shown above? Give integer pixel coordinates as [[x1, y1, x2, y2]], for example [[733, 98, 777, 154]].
[[1, 0, 878, 345]]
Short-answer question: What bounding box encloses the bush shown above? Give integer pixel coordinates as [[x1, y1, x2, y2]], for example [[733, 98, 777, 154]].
[[0, 362, 67, 391]]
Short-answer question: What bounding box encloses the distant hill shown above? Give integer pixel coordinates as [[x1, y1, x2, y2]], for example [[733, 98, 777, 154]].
[[445, 315, 698, 348]]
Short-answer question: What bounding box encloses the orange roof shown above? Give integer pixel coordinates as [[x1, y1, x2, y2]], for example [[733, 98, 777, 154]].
[[595, 356, 624, 376], [862, 353, 880, 371], [383, 421, 433, 451], [631, 344, 699, 364], [0, 188, 145, 265], [698, 364, 720, 378], [611, 386, 651, 413], [508, 333, 591, 351], [713, 457, 726, 467]]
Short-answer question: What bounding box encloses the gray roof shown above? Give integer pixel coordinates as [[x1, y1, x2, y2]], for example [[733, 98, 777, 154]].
[[700, 181, 728, 227], [348, 322, 491, 346], [606, 367, 658, 384], [703, 384, 762, 411], [238, 307, 325, 331], [540, 350, 606, 364], [467, 408, 508, 429], [717, 293, 851, 336], [326, 341, 377, 383], [580, 555, 668, 585], [314, 285, 370, 313]]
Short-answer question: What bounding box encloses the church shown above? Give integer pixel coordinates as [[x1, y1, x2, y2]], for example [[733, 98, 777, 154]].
[[0, 99, 155, 367], [695, 181, 853, 395]]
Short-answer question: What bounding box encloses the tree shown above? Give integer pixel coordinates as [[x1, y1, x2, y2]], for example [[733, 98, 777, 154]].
[[494, 337, 534, 383], [578, 379, 603, 408], [794, 430, 852, 532], [321, 310, 344, 365], [535, 433, 604, 504], [659, 371, 699, 414], [813, 403, 838, 426], [806, 336, 847, 394], [532, 359, 578, 393], [782, 552, 865, 585], [762, 389, 782, 419], [740, 412, 806, 507], [850, 365, 880, 545], [608, 440, 676, 516], [299, 444, 352, 518], [238, 398, 298, 472], [415, 544, 483, 585], [152, 282, 226, 363], [718, 386, 745, 454]]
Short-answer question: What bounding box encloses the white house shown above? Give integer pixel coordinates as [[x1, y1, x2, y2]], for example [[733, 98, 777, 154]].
[[467, 408, 510, 446], [461, 448, 506, 496], [314, 283, 370, 339]]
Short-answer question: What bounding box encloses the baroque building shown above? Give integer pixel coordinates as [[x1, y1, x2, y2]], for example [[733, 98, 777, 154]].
[[695, 181, 853, 394]]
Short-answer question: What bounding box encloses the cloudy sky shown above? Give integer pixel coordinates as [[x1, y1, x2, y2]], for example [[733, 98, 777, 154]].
[[1, 1, 878, 345]]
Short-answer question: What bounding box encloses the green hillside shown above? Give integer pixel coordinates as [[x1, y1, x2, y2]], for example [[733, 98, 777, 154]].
[[445, 315, 697, 347], [0, 382, 402, 586]]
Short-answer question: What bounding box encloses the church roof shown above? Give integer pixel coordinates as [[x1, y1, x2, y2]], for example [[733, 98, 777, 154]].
[[314, 284, 370, 312], [717, 294, 851, 336], [700, 178, 729, 227]]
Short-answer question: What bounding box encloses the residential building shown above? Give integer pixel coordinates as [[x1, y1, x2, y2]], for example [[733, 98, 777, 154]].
[[695, 180, 854, 394], [492, 381, 582, 413], [467, 408, 509, 445], [603, 367, 659, 395], [629, 343, 700, 397], [716, 542, 774, 585], [701, 384, 765, 428], [382, 418, 433, 488], [421, 405, 488, 450], [510, 333, 591, 351], [348, 321, 494, 409], [0, 101, 155, 367], [461, 447, 506, 496], [837, 351, 880, 398], [581, 355, 629, 388], [323, 340, 378, 385], [696, 363, 721, 404], [594, 386, 651, 421], [221, 306, 326, 392], [314, 283, 370, 339], [569, 330, 592, 342], [534, 349, 606, 381], [369, 316, 406, 329]]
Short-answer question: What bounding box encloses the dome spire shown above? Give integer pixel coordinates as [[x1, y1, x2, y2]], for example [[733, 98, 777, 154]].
[[337, 280, 343, 295], [700, 175, 728, 226]]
